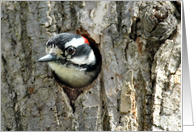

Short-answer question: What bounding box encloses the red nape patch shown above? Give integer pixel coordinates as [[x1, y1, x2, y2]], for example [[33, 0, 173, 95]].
[[82, 36, 90, 45]]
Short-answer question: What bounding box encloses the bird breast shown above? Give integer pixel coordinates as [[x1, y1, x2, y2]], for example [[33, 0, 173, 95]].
[[48, 62, 96, 88]]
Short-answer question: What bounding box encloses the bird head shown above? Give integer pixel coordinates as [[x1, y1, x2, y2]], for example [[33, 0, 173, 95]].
[[38, 33, 100, 88]]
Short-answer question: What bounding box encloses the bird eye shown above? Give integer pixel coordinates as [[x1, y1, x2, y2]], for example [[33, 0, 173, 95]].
[[67, 46, 76, 55]]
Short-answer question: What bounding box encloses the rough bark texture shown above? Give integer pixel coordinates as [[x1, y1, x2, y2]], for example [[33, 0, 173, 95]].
[[1, 1, 181, 131]]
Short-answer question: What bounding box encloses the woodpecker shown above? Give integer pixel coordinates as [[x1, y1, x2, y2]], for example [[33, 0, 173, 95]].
[[38, 33, 101, 88]]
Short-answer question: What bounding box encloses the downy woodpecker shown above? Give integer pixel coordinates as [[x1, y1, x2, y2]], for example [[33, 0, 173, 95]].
[[38, 33, 101, 88]]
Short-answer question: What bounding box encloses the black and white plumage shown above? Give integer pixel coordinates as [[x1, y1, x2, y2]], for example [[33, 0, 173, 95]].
[[38, 33, 101, 88]]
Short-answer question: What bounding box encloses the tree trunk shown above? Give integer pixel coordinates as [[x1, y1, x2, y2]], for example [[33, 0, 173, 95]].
[[1, 1, 181, 131]]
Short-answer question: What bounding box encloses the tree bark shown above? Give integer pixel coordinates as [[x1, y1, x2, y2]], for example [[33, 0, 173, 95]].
[[1, 1, 181, 131]]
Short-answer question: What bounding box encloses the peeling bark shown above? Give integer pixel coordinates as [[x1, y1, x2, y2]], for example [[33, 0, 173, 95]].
[[1, 1, 181, 131]]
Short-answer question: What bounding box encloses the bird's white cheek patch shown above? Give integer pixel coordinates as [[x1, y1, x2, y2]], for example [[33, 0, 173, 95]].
[[87, 50, 96, 65], [67, 55, 71, 59], [70, 50, 96, 65]]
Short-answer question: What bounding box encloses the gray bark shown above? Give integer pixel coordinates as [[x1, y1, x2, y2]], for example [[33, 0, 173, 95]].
[[1, 1, 181, 131]]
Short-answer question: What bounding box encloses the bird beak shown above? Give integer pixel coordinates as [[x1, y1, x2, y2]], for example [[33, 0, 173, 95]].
[[38, 54, 58, 62]]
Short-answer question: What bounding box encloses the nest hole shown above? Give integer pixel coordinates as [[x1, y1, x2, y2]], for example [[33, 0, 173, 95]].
[[54, 26, 102, 89], [52, 26, 102, 112]]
